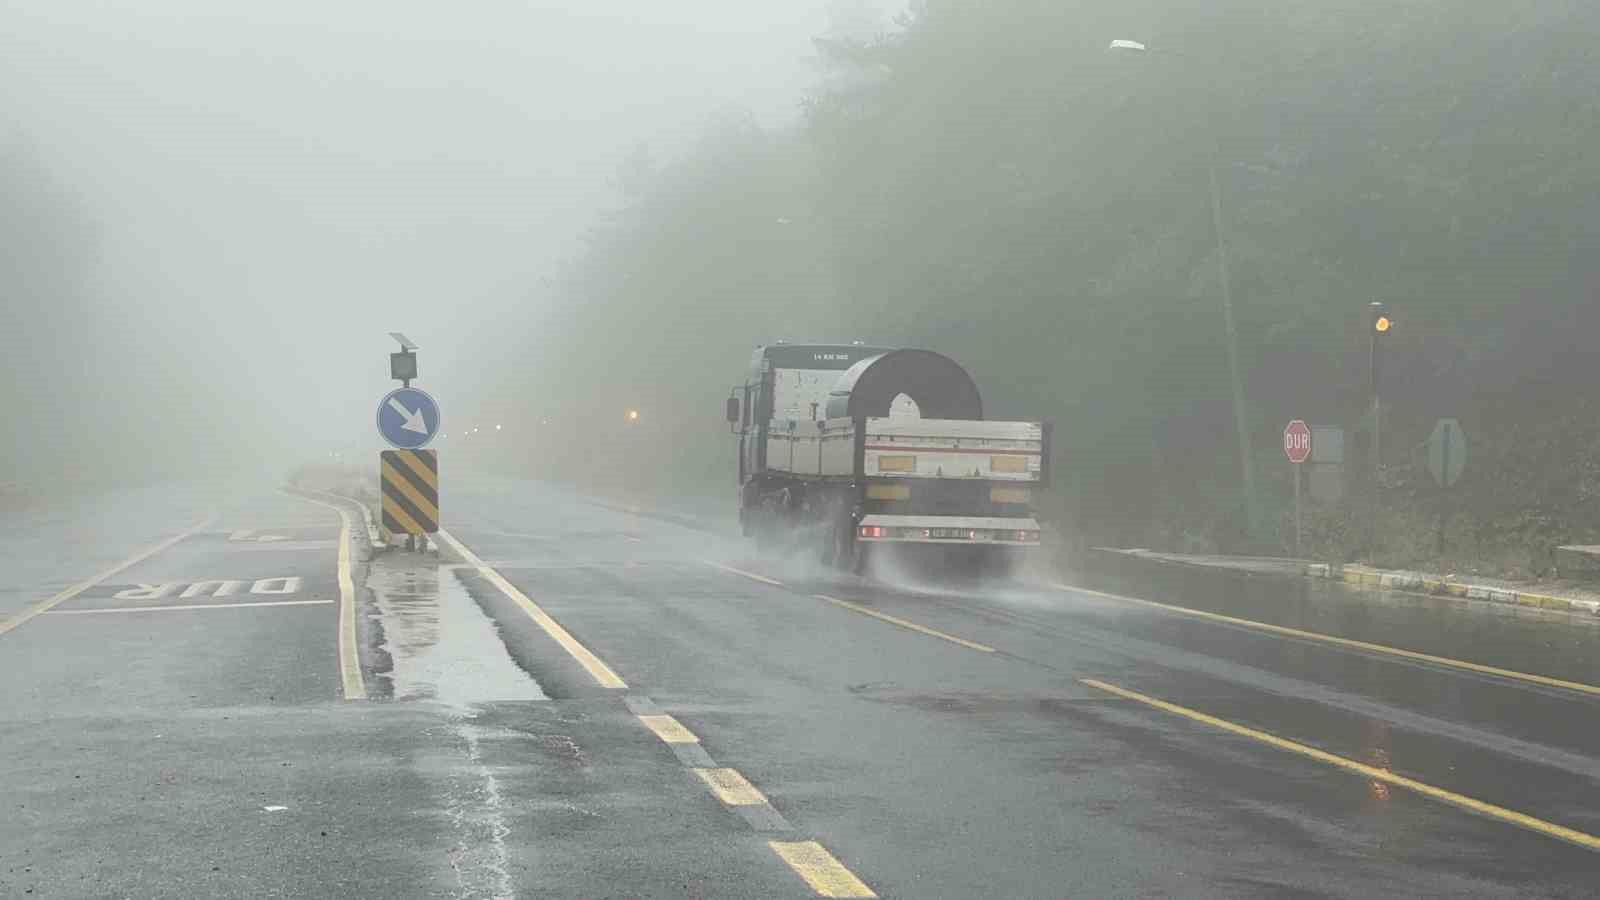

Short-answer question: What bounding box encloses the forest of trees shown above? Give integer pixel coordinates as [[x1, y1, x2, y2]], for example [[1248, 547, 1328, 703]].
[[474, 1, 1600, 572]]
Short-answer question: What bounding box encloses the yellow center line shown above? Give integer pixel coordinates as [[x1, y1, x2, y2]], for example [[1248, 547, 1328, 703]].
[[292, 492, 368, 700], [814, 594, 996, 653], [0, 516, 214, 638], [768, 841, 877, 898], [439, 529, 628, 689], [637, 714, 699, 744], [1053, 582, 1600, 697], [703, 560, 786, 587], [1080, 677, 1600, 852], [692, 767, 769, 806]]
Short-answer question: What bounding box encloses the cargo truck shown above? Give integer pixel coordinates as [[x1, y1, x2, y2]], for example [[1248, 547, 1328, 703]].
[[725, 344, 1050, 572]]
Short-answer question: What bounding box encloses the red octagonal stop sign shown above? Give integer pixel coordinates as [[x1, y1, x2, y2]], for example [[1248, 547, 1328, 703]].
[[1284, 419, 1312, 464]]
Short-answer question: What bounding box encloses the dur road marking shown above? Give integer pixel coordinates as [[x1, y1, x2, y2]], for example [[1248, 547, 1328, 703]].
[[46, 599, 332, 615], [438, 529, 628, 689], [768, 841, 877, 899], [814, 594, 995, 653], [112, 577, 302, 600], [288, 492, 368, 700], [1081, 677, 1600, 853], [0, 517, 213, 637], [1055, 582, 1600, 698]]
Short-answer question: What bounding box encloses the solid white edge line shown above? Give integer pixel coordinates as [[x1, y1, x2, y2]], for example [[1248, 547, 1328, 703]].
[[0, 516, 214, 637], [437, 528, 629, 689], [702, 560, 785, 587], [45, 599, 334, 614]]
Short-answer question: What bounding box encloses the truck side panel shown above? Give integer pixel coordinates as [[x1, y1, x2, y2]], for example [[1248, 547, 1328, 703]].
[[763, 419, 856, 478], [862, 418, 1045, 482]]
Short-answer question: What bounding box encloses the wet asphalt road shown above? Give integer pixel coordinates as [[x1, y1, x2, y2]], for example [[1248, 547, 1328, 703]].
[[5, 477, 1600, 897]]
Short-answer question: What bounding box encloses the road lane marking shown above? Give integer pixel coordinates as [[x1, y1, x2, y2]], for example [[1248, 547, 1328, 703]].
[[637, 714, 699, 744], [768, 841, 877, 898], [814, 594, 996, 653], [439, 528, 628, 689], [292, 493, 368, 700], [627, 695, 795, 831], [693, 767, 769, 806], [1080, 677, 1600, 853], [227, 530, 291, 542], [698, 560, 992, 652], [1054, 582, 1600, 697], [109, 577, 304, 601], [703, 560, 785, 587], [45, 599, 333, 615], [0, 517, 213, 638]]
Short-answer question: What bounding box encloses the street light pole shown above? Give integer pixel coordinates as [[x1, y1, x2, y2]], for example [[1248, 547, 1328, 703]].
[[1110, 39, 1259, 539], [1206, 138, 1259, 539]]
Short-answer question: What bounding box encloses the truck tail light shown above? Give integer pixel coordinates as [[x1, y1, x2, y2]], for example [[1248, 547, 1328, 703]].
[[859, 526, 885, 538]]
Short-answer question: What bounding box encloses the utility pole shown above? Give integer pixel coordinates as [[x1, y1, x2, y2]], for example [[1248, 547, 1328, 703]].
[[1368, 302, 1392, 476], [1107, 38, 1259, 539], [1210, 138, 1257, 539]]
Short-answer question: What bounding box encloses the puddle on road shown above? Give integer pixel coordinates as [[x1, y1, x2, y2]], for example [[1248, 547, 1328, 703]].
[[367, 558, 547, 707]]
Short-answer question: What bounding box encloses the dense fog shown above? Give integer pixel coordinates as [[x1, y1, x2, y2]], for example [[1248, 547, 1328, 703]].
[[2, 0, 878, 486], [6, 1, 1599, 567]]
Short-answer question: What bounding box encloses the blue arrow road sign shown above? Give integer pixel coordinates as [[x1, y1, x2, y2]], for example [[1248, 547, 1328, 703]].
[[376, 387, 441, 450]]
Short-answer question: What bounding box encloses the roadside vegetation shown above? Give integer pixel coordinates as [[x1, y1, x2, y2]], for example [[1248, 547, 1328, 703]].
[[461, 2, 1600, 576]]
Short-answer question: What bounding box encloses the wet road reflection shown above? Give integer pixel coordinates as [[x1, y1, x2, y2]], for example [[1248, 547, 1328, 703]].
[[367, 556, 546, 707]]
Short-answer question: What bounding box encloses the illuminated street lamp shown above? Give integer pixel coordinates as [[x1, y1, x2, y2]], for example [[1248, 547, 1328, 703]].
[[626, 409, 640, 422]]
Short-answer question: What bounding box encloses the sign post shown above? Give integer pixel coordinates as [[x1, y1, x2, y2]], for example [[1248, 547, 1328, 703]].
[[1284, 420, 1312, 556], [377, 333, 441, 552]]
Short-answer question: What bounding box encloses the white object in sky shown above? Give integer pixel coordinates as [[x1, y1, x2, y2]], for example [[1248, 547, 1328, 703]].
[[1108, 39, 1148, 52]]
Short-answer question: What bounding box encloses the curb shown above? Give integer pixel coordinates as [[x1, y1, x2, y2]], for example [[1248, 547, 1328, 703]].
[[1304, 563, 1600, 616], [285, 485, 386, 553]]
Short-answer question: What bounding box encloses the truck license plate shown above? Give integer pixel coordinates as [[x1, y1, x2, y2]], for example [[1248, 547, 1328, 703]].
[[929, 528, 967, 539]]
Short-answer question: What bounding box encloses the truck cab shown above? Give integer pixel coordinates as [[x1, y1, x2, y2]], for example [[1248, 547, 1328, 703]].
[[732, 342, 893, 485]]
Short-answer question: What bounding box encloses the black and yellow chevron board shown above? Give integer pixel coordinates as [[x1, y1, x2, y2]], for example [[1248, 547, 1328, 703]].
[[380, 449, 438, 534]]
